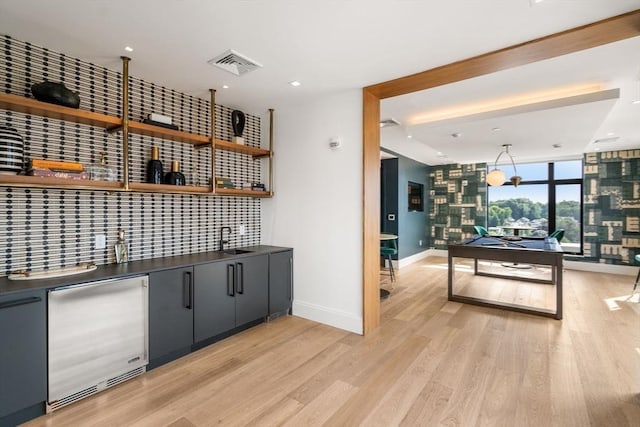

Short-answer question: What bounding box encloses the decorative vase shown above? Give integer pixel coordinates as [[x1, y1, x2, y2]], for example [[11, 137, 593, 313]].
[[146, 146, 163, 184], [0, 126, 24, 175], [31, 81, 81, 109], [231, 110, 246, 145]]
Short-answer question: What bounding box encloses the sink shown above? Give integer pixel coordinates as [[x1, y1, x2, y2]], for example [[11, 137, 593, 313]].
[[221, 249, 253, 255]]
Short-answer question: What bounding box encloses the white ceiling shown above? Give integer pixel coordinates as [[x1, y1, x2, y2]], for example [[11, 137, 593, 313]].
[[0, 0, 639, 165], [381, 36, 640, 165]]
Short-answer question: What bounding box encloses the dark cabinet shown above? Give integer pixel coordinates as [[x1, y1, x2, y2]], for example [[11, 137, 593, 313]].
[[0, 290, 46, 420], [194, 254, 268, 342], [149, 267, 194, 362], [269, 250, 293, 318]]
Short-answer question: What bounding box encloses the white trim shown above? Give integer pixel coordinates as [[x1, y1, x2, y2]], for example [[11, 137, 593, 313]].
[[397, 249, 431, 269], [564, 260, 636, 276], [292, 300, 363, 334], [426, 248, 449, 258]]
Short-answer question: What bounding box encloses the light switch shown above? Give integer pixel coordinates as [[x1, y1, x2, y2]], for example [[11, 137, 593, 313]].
[[239, 225, 246, 235], [95, 234, 106, 249]]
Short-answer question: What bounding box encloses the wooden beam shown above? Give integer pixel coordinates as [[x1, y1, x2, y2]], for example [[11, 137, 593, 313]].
[[362, 88, 381, 334], [361, 9, 640, 335], [365, 9, 640, 100]]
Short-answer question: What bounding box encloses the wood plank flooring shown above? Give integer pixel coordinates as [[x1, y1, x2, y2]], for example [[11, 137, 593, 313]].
[[23, 257, 640, 426]]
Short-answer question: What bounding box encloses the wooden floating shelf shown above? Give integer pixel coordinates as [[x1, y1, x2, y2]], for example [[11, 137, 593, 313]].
[[0, 93, 121, 129], [215, 187, 272, 198], [0, 176, 271, 197], [129, 182, 211, 194], [214, 139, 270, 158], [0, 175, 122, 191], [127, 121, 211, 145]]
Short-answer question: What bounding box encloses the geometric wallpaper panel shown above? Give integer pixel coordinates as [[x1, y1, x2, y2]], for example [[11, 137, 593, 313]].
[[0, 35, 263, 276], [428, 162, 487, 249], [582, 149, 640, 265]]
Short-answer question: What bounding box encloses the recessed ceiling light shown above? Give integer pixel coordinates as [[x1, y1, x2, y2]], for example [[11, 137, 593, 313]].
[[407, 135, 412, 139], [607, 132, 615, 136], [222, 85, 229, 89], [124, 46, 134, 52], [595, 147, 600, 151], [289, 80, 301, 87], [492, 127, 501, 132], [552, 143, 562, 148], [632, 100, 640, 105], [451, 132, 461, 138]]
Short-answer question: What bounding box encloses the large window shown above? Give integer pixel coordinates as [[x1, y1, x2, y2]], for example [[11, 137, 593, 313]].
[[487, 160, 583, 254]]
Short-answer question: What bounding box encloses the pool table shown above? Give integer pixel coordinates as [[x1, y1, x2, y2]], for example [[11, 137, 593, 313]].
[[448, 236, 563, 319]]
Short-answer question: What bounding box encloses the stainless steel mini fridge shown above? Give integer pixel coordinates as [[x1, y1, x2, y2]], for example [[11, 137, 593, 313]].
[[47, 275, 148, 412]]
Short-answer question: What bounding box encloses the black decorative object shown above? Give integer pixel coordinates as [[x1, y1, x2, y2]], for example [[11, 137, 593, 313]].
[[231, 110, 246, 145], [31, 81, 81, 109], [146, 146, 164, 184], [0, 126, 24, 175]]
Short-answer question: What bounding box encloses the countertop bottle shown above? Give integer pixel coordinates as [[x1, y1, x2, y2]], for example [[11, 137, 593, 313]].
[[114, 229, 129, 264], [165, 160, 186, 185], [87, 152, 116, 181], [146, 146, 163, 184]]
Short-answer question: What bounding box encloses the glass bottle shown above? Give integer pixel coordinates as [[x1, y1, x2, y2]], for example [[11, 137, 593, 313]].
[[146, 146, 163, 184], [114, 229, 129, 264], [165, 160, 186, 185], [87, 152, 116, 181]]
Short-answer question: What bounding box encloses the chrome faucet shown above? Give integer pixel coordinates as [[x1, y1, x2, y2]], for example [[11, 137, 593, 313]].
[[219, 226, 232, 251]]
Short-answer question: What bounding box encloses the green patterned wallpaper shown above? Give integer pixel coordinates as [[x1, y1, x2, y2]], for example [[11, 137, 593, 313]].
[[429, 163, 487, 249], [428, 149, 640, 266], [582, 149, 640, 265]]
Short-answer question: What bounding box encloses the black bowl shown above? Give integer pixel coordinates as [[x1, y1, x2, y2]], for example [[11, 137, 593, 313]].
[[31, 81, 80, 109]]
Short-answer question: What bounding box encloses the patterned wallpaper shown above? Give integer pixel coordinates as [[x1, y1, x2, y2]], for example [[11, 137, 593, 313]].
[[428, 150, 640, 266], [582, 149, 640, 265], [428, 163, 487, 249], [0, 35, 263, 276]]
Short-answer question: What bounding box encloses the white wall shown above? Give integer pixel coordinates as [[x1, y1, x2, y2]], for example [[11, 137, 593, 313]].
[[261, 89, 363, 334]]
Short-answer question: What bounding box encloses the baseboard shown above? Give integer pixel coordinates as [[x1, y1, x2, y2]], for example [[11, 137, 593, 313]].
[[564, 260, 636, 276], [426, 249, 448, 258], [397, 249, 431, 269], [292, 300, 363, 335]]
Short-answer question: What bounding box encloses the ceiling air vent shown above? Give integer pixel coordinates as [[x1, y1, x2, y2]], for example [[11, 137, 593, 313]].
[[593, 136, 620, 144], [207, 49, 263, 76], [380, 118, 401, 128]]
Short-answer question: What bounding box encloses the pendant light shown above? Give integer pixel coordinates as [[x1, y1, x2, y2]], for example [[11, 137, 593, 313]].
[[486, 144, 522, 187]]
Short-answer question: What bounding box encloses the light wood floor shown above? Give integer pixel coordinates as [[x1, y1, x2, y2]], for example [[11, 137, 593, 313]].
[[24, 257, 640, 427]]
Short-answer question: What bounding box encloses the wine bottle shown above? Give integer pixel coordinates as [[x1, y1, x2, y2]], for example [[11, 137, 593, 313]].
[[146, 146, 163, 184], [165, 160, 186, 185]]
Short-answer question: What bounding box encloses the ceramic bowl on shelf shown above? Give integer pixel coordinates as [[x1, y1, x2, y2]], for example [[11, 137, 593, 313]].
[[0, 126, 24, 175], [31, 81, 80, 109]]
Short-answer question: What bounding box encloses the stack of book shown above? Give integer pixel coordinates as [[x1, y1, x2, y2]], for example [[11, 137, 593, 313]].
[[27, 159, 88, 180], [142, 113, 179, 131], [215, 177, 235, 189], [251, 182, 266, 192]]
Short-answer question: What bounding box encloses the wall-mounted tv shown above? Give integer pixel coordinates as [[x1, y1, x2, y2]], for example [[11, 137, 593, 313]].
[[408, 181, 424, 212]]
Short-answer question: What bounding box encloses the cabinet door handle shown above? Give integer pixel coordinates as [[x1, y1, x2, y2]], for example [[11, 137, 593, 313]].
[[236, 262, 244, 294], [288, 257, 293, 301], [0, 296, 42, 310], [227, 264, 235, 297], [183, 271, 193, 310]]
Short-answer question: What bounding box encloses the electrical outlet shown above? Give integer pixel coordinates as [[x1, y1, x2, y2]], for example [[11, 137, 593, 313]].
[[95, 234, 106, 249], [239, 225, 246, 236]]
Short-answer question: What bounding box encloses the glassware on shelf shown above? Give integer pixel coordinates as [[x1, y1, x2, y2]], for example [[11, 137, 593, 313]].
[[87, 152, 116, 181], [146, 146, 163, 184], [114, 229, 129, 264], [165, 160, 186, 185]]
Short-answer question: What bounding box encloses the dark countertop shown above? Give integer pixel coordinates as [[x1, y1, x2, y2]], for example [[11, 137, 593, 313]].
[[0, 245, 292, 296]]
